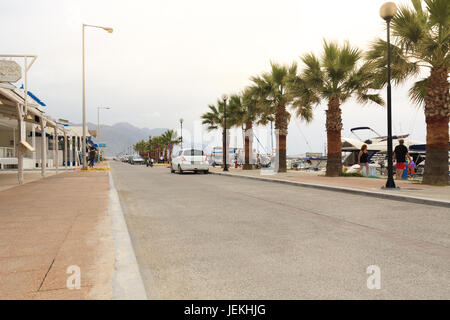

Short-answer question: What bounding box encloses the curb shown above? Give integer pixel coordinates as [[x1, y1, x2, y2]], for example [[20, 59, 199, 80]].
[[211, 172, 450, 208], [108, 171, 148, 300]]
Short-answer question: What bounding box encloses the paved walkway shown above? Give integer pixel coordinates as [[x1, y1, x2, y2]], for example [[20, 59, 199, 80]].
[[0, 169, 74, 193], [0, 170, 114, 299], [210, 168, 450, 202]]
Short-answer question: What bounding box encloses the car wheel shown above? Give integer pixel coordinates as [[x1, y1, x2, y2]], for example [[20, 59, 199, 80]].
[[204, 170, 209, 174], [178, 165, 183, 174], [171, 165, 175, 173]]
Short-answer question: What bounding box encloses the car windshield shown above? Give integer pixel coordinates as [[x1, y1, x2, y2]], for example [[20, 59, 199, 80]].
[[183, 150, 204, 156]]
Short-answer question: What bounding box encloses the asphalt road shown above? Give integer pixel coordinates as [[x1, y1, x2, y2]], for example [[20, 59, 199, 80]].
[[110, 161, 450, 299]]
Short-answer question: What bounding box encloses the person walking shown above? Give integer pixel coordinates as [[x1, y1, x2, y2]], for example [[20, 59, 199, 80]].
[[393, 139, 412, 180], [88, 146, 96, 168], [357, 144, 370, 176]]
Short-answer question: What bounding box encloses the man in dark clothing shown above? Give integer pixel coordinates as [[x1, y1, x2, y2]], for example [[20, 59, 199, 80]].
[[88, 147, 96, 168], [393, 139, 412, 180]]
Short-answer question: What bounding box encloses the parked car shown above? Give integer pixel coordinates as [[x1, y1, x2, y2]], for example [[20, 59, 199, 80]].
[[171, 149, 209, 174], [129, 156, 145, 165]]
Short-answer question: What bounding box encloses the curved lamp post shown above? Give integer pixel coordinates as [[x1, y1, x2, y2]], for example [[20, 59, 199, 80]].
[[82, 24, 113, 170], [222, 94, 229, 172], [380, 2, 397, 189]]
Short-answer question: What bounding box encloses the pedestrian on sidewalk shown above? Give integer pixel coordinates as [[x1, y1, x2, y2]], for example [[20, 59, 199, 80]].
[[393, 139, 412, 180], [357, 144, 369, 176], [88, 146, 96, 168]]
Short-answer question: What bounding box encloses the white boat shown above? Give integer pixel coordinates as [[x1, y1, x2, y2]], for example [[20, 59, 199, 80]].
[[341, 127, 427, 175]]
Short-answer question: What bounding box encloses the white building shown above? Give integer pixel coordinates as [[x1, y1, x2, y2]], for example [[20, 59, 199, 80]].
[[0, 86, 94, 183]]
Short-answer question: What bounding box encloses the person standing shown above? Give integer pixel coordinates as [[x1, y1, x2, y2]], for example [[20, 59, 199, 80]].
[[393, 139, 412, 180], [357, 144, 370, 176], [88, 146, 96, 168]]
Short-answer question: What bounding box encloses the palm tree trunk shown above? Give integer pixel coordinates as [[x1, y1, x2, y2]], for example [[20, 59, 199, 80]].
[[423, 66, 449, 186], [275, 105, 288, 173], [243, 121, 253, 170], [325, 98, 343, 177]]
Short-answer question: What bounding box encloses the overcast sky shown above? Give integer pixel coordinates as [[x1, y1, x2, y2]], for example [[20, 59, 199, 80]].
[[1, 0, 427, 154]]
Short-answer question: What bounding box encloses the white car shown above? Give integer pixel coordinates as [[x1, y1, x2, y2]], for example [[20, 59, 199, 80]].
[[171, 149, 209, 174]]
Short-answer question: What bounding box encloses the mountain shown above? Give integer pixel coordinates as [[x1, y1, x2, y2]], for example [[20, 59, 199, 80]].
[[86, 122, 167, 157]]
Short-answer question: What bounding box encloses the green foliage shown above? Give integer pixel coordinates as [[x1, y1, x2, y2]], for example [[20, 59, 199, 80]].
[[291, 40, 384, 108], [367, 0, 450, 106], [133, 129, 181, 155], [340, 172, 364, 177]]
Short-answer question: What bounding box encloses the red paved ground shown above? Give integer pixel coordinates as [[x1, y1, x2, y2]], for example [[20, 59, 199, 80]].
[[0, 171, 114, 300]]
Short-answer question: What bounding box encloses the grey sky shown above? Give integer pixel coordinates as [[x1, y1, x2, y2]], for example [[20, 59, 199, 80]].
[[1, 0, 427, 154]]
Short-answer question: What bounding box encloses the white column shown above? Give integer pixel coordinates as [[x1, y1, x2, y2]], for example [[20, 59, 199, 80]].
[[75, 136, 80, 166], [54, 127, 58, 173], [40, 117, 46, 177], [16, 103, 24, 184], [31, 124, 36, 162], [68, 136, 73, 167], [64, 131, 68, 169]]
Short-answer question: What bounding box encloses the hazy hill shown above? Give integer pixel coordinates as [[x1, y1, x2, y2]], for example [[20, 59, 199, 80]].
[[85, 122, 167, 157]]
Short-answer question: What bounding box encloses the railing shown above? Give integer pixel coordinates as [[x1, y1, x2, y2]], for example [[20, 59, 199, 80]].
[[0, 147, 15, 158]]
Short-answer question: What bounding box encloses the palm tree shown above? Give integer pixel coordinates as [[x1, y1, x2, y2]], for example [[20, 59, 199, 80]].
[[229, 89, 273, 170], [367, 0, 449, 185], [290, 40, 384, 177], [161, 129, 181, 162], [250, 62, 310, 173], [151, 136, 164, 161], [229, 92, 258, 169], [134, 140, 148, 156], [201, 98, 240, 165]]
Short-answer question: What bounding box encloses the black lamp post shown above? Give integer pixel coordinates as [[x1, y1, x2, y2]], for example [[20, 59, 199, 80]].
[[180, 118, 184, 149], [380, 2, 398, 189], [222, 94, 229, 171]]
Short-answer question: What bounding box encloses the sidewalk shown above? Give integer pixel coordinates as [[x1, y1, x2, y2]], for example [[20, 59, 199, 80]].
[[0, 168, 74, 193], [0, 169, 114, 299], [210, 167, 450, 205]]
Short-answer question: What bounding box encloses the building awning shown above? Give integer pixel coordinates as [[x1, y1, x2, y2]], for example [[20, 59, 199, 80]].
[[19, 84, 46, 106]]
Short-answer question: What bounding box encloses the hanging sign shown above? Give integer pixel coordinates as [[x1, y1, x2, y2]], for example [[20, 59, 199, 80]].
[[0, 60, 22, 82]]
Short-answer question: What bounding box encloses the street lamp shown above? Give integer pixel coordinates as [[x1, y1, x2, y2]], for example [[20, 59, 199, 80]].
[[180, 118, 184, 149], [222, 94, 229, 172], [380, 2, 397, 188], [82, 23, 113, 170], [97, 106, 111, 160]]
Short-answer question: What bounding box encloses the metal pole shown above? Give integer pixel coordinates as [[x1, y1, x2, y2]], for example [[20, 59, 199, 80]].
[[223, 98, 228, 172], [98, 107, 100, 160], [40, 118, 46, 177], [180, 122, 183, 149], [270, 121, 274, 154], [54, 127, 58, 173], [82, 24, 87, 170], [385, 19, 396, 188]]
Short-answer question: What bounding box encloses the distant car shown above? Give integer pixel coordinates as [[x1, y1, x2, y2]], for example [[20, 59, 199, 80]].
[[130, 156, 145, 165], [171, 149, 209, 174]]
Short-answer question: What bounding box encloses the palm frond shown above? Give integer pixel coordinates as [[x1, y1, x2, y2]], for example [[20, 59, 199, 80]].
[[408, 77, 428, 106]]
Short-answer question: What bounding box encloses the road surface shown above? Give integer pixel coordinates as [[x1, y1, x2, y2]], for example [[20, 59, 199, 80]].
[[110, 161, 450, 299]]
